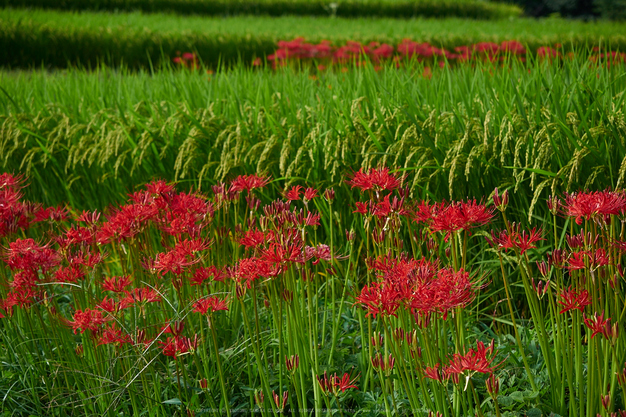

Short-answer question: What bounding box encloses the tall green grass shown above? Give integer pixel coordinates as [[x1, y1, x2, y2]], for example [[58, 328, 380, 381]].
[[2, 0, 523, 19], [1, 8, 625, 68], [2, 57, 625, 225]]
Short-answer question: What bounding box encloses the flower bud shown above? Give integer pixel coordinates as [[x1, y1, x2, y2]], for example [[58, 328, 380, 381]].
[[493, 188, 509, 212], [486, 374, 500, 396]]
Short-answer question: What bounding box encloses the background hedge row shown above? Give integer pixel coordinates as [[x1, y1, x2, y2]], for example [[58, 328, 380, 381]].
[[1, 9, 625, 70], [1, 0, 522, 19]]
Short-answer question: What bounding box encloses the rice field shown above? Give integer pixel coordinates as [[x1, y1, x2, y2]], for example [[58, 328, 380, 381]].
[[2, 3, 626, 417]]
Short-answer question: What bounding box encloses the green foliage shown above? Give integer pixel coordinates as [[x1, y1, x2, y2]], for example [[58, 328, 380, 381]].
[[1, 0, 523, 19], [1, 8, 626, 69], [1, 57, 625, 226]]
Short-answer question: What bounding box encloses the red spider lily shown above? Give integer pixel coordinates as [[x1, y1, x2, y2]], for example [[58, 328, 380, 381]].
[[145, 179, 175, 196], [9, 270, 38, 289], [353, 201, 369, 214], [119, 287, 162, 309], [317, 371, 359, 395], [239, 229, 267, 248], [96, 202, 160, 244], [96, 296, 119, 314], [0, 173, 26, 190], [566, 251, 589, 270], [562, 190, 626, 225], [53, 265, 85, 284], [305, 244, 336, 265], [32, 205, 68, 223], [446, 340, 497, 376], [429, 199, 495, 239], [189, 265, 226, 285], [3, 287, 37, 310], [102, 275, 133, 293], [303, 187, 318, 201], [346, 167, 403, 192], [57, 226, 96, 248], [231, 257, 276, 287], [557, 286, 591, 314], [583, 311, 616, 340], [408, 267, 477, 319], [260, 241, 304, 266], [333, 373, 359, 392], [285, 185, 303, 201], [162, 321, 185, 336], [229, 174, 270, 193], [487, 225, 544, 255], [69, 309, 107, 334], [193, 296, 229, 315], [354, 282, 400, 318], [5, 238, 60, 272], [150, 246, 202, 276], [75, 210, 101, 225], [423, 364, 446, 383], [68, 250, 105, 268], [158, 335, 200, 357], [537, 46, 560, 60], [97, 325, 133, 347]]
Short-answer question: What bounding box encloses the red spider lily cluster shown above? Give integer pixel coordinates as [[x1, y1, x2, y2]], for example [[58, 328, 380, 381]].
[[172, 52, 200, 69], [3, 168, 626, 415], [355, 257, 477, 320], [424, 341, 498, 383], [316, 371, 359, 395]]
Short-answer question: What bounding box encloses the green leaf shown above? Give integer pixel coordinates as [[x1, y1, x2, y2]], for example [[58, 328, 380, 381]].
[[527, 408, 542, 417], [498, 396, 514, 407], [509, 391, 525, 402], [523, 390, 539, 400], [162, 398, 183, 405]]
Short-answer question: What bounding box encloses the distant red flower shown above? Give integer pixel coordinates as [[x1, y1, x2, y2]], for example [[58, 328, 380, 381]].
[[98, 325, 132, 347], [557, 287, 591, 314], [346, 167, 403, 192], [119, 287, 162, 309], [193, 296, 229, 315], [486, 225, 543, 255], [158, 335, 200, 357], [33, 205, 68, 223], [429, 199, 494, 238], [189, 266, 225, 285], [69, 309, 106, 334], [229, 174, 270, 193], [101, 275, 133, 293]]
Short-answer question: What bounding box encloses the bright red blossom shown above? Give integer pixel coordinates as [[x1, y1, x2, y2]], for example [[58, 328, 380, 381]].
[[347, 167, 403, 192], [193, 296, 229, 315], [557, 287, 591, 314]]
